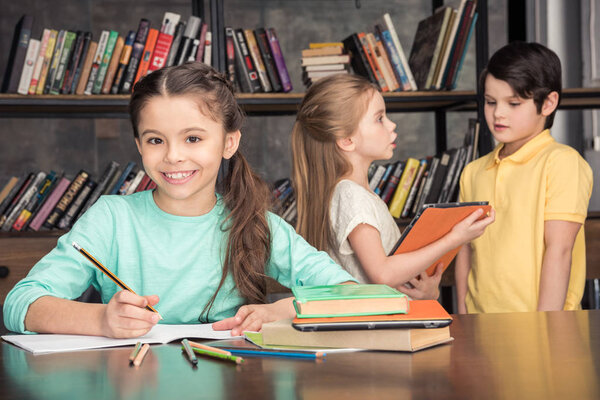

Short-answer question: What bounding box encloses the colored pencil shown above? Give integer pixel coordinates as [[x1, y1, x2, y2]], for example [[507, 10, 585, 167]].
[[132, 343, 150, 367], [129, 341, 143, 363], [227, 348, 325, 359], [188, 340, 232, 355], [72, 241, 163, 319], [181, 339, 198, 366], [188, 346, 245, 364]]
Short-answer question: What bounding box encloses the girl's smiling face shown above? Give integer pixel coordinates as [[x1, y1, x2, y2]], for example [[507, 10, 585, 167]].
[[135, 95, 240, 216]]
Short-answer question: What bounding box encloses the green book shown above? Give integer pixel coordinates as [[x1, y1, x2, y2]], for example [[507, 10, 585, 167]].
[[49, 31, 76, 94], [292, 284, 408, 318], [92, 30, 118, 94]]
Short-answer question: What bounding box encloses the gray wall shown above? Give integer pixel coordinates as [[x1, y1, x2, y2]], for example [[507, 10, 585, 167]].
[[0, 0, 507, 188]]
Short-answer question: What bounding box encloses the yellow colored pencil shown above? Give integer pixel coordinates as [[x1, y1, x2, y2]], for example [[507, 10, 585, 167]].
[[72, 241, 163, 320], [188, 340, 232, 355]]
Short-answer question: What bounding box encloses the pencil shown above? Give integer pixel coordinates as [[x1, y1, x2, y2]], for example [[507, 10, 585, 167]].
[[188, 346, 245, 364], [181, 339, 198, 366], [132, 343, 150, 367], [129, 342, 143, 363], [227, 348, 324, 359], [187, 340, 232, 355], [72, 241, 163, 320]]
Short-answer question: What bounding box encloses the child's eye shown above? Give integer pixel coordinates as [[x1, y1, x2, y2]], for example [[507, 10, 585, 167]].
[[485, 100, 496, 106], [509, 102, 521, 107], [377, 115, 384, 123], [186, 136, 201, 143], [147, 137, 162, 145]]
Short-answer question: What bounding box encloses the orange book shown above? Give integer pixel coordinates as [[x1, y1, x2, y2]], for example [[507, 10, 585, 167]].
[[390, 202, 491, 275], [357, 32, 388, 92], [133, 28, 159, 85], [101, 36, 124, 94]]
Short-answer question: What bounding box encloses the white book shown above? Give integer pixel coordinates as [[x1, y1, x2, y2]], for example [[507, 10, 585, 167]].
[[368, 164, 387, 190], [304, 63, 346, 72], [203, 31, 212, 66], [84, 30, 109, 95], [383, 13, 418, 91], [2, 323, 239, 355], [161, 11, 181, 35], [28, 29, 52, 94], [17, 38, 40, 95], [125, 169, 146, 195]]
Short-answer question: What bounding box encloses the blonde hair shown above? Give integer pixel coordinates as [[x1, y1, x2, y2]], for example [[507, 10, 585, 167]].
[[292, 74, 378, 251]]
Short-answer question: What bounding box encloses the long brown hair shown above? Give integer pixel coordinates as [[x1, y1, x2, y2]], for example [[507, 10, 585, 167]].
[[292, 74, 377, 251], [129, 62, 271, 321]]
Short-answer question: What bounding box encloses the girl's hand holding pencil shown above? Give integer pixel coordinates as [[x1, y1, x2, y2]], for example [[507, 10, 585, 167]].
[[101, 291, 161, 338]]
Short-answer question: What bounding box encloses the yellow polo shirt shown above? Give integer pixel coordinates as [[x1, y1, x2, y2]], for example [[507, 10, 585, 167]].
[[459, 129, 593, 313]]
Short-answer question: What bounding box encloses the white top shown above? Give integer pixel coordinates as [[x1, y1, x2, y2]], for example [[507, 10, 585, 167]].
[[328, 179, 401, 283]]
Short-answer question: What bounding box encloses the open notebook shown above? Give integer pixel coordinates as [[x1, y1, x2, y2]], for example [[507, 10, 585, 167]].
[[1, 324, 240, 355]]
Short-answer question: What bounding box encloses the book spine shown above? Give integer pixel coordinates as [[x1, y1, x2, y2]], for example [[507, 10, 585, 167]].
[[101, 35, 125, 94], [443, 1, 475, 89], [74, 41, 98, 95], [29, 30, 51, 94], [381, 161, 405, 204], [133, 28, 159, 85], [424, 8, 452, 90], [78, 161, 120, 216], [60, 31, 84, 94], [12, 171, 57, 231], [43, 30, 66, 94], [17, 38, 40, 95], [43, 171, 89, 229], [84, 30, 109, 95], [165, 21, 185, 67], [382, 13, 417, 91], [229, 27, 252, 93], [424, 153, 450, 204], [0, 177, 20, 207], [2, 172, 46, 232], [379, 28, 411, 91], [147, 31, 173, 73], [195, 23, 208, 62], [266, 28, 292, 92], [3, 15, 33, 93], [203, 31, 212, 66], [110, 31, 135, 94], [372, 32, 399, 91], [225, 28, 237, 89], [93, 30, 119, 94], [134, 173, 152, 193], [125, 169, 146, 195], [401, 159, 428, 218], [235, 28, 262, 93], [368, 165, 387, 191], [358, 32, 388, 91], [120, 19, 151, 93], [244, 29, 272, 92], [342, 33, 377, 84], [174, 16, 201, 66], [57, 179, 97, 230], [388, 158, 421, 218], [254, 28, 282, 92], [374, 163, 394, 196], [29, 177, 70, 231], [0, 177, 24, 217], [0, 173, 34, 227], [109, 161, 136, 195], [434, 1, 465, 89], [448, 12, 478, 89], [49, 31, 76, 94], [34, 29, 58, 95]]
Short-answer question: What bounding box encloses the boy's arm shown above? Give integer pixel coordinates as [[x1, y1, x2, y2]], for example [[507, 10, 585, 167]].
[[537, 220, 581, 311], [455, 243, 471, 314]]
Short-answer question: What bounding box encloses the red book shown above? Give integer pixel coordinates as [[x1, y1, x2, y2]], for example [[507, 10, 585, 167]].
[[148, 31, 173, 73], [134, 173, 152, 193], [134, 28, 159, 84]]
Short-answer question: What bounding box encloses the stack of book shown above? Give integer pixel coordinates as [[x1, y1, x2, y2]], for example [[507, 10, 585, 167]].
[[2, 11, 212, 95], [0, 161, 154, 232], [271, 178, 296, 225], [300, 42, 349, 88], [261, 284, 453, 352], [225, 27, 292, 93], [366, 118, 480, 219]]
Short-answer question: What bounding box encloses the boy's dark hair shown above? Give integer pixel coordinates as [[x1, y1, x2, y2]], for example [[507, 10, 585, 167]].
[[480, 41, 562, 129], [129, 62, 271, 322]]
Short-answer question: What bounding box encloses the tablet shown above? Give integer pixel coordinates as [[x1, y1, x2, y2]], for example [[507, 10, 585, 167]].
[[389, 201, 491, 275]]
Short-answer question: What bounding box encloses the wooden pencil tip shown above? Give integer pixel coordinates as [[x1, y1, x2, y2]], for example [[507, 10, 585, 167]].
[[157, 312, 164, 320]]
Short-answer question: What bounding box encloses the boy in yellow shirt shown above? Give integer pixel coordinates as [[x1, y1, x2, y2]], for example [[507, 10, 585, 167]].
[[456, 42, 593, 313]]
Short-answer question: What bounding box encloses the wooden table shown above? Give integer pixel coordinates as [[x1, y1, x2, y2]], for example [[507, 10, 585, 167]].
[[1, 310, 599, 400]]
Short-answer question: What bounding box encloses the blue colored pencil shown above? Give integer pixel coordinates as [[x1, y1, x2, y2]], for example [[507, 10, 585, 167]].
[[227, 348, 325, 359]]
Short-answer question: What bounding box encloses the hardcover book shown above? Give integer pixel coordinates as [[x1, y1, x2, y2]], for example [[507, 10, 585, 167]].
[[93, 30, 119, 94], [43, 30, 66, 94], [343, 33, 377, 84], [28, 176, 70, 231], [84, 30, 110, 95], [49, 30, 76, 95], [34, 29, 58, 95], [382, 13, 417, 90], [110, 31, 135, 94], [388, 157, 421, 218], [121, 19, 151, 93], [2, 15, 33, 93], [357, 32, 388, 91], [57, 179, 96, 230], [165, 21, 186, 67], [101, 35, 125, 94], [292, 284, 408, 318], [16, 38, 40, 95], [380, 160, 405, 205], [78, 161, 120, 217], [43, 170, 89, 229], [228, 27, 257, 93], [408, 9, 448, 90], [174, 15, 201, 66], [244, 29, 272, 92], [61, 31, 90, 94], [234, 28, 262, 93], [266, 28, 292, 92], [0, 173, 34, 228], [401, 158, 429, 218], [133, 28, 158, 85], [195, 22, 208, 62], [254, 28, 282, 92], [74, 41, 98, 95], [12, 171, 57, 231], [1, 171, 46, 232]]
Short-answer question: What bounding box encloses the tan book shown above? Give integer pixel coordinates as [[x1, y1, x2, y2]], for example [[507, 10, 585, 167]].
[[75, 41, 97, 95], [101, 36, 124, 94], [0, 177, 20, 205], [301, 46, 343, 57], [35, 29, 58, 95], [309, 42, 343, 49], [300, 54, 350, 66], [243, 29, 272, 92], [365, 33, 398, 91], [262, 318, 452, 352]]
